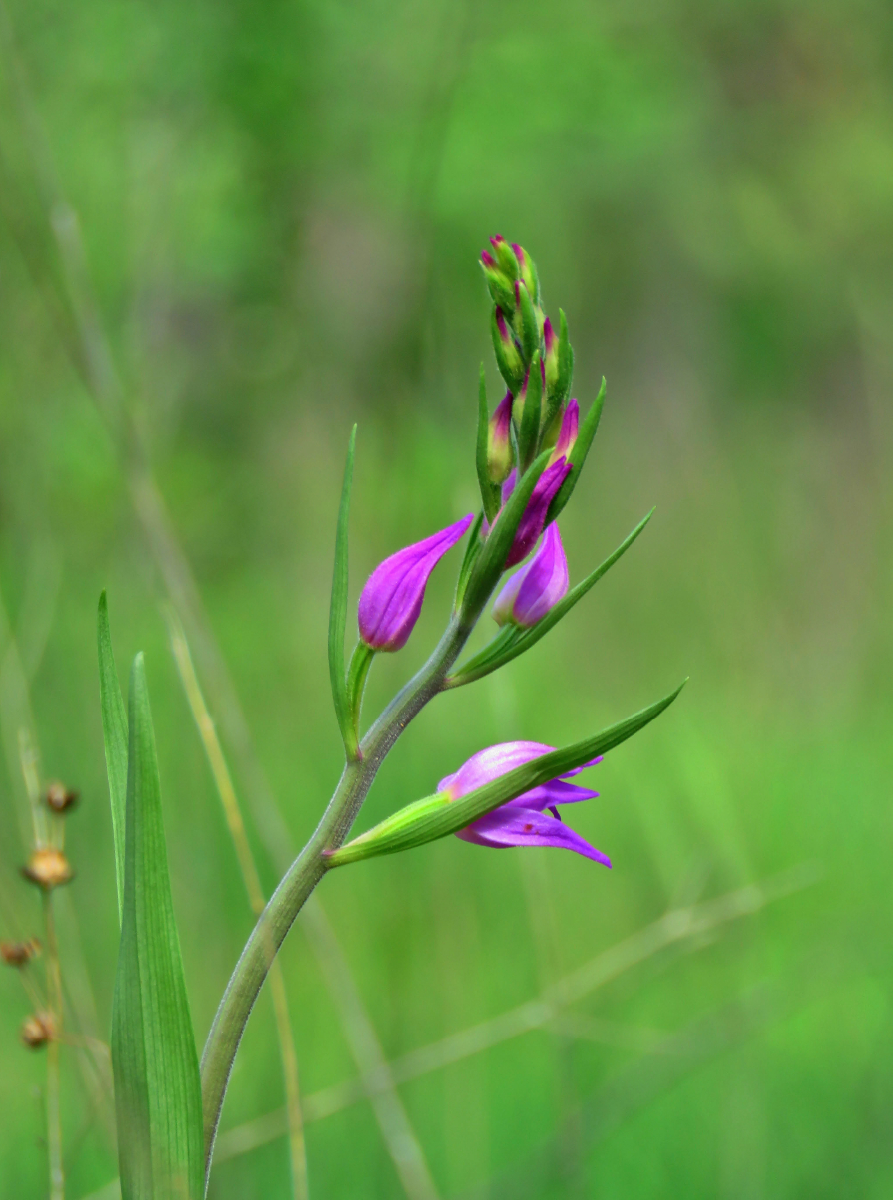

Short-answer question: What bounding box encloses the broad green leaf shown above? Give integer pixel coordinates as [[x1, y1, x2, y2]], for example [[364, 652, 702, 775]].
[[98, 591, 127, 922], [460, 447, 551, 623], [111, 653, 204, 1200], [328, 424, 358, 759], [546, 376, 605, 524], [448, 509, 654, 686], [475, 366, 501, 522], [327, 680, 686, 866]]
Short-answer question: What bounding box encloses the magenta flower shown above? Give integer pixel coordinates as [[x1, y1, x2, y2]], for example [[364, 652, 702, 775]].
[[438, 741, 609, 865], [358, 514, 474, 652], [498, 457, 572, 567], [544, 315, 559, 388], [492, 521, 569, 627]]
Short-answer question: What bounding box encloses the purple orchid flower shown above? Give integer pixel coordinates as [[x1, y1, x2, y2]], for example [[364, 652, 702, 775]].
[[498, 457, 572, 567], [359, 514, 474, 652], [492, 521, 569, 627], [438, 741, 609, 865]]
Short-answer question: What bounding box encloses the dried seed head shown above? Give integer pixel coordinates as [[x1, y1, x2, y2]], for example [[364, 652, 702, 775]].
[[20, 1012, 55, 1049], [1, 938, 41, 967], [46, 781, 79, 814], [22, 848, 74, 890]]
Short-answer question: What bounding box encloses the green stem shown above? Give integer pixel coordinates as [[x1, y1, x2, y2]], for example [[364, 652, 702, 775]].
[[199, 611, 473, 1187]]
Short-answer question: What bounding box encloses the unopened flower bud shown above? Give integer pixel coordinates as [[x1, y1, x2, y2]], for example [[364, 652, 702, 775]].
[[21, 1012, 55, 1049], [1, 938, 41, 967], [549, 399, 579, 463], [46, 781, 79, 814], [493, 522, 569, 627], [511, 243, 540, 304], [498, 457, 572, 567], [22, 848, 74, 891], [491, 307, 525, 392], [480, 250, 516, 316], [359, 514, 474, 652], [487, 392, 514, 484], [489, 235, 520, 281]]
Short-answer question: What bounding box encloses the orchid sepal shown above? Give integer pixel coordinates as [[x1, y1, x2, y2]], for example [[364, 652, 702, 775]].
[[324, 680, 686, 866], [513, 279, 540, 363]]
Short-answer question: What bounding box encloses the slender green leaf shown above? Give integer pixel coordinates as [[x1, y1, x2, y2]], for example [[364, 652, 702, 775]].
[[328, 424, 358, 759], [111, 654, 204, 1200], [448, 509, 654, 687], [460, 448, 551, 623], [98, 590, 128, 922], [454, 510, 485, 609], [518, 350, 542, 471], [475, 366, 501, 522], [546, 376, 605, 524], [327, 680, 686, 866]]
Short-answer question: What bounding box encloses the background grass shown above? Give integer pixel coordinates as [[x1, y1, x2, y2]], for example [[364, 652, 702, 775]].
[[1, 0, 892, 1195]]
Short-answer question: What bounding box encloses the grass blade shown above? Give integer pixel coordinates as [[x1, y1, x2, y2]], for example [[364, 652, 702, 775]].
[[328, 424, 358, 759], [111, 653, 204, 1200], [98, 590, 127, 922]]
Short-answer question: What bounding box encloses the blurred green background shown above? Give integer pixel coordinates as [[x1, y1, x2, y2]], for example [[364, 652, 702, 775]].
[[1, 0, 892, 1196]]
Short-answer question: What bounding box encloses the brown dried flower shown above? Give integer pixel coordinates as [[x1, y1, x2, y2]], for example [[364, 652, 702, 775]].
[[46, 781, 79, 814], [0, 938, 41, 967], [22, 848, 74, 890], [20, 1012, 55, 1049]]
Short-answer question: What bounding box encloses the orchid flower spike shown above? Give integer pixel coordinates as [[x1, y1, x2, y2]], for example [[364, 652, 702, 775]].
[[359, 514, 474, 652], [438, 742, 609, 865], [499, 457, 572, 567], [493, 521, 569, 627]]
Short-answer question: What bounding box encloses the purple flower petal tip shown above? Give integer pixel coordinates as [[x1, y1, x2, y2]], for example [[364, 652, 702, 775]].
[[492, 522, 569, 628], [481, 250, 497, 270], [358, 513, 474, 652]]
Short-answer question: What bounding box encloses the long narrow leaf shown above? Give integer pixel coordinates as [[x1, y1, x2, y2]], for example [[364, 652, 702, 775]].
[[327, 680, 686, 866], [475, 366, 500, 522], [546, 377, 606, 524], [328, 424, 358, 758], [111, 653, 204, 1200], [448, 509, 654, 687], [98, 591, 128, 921]]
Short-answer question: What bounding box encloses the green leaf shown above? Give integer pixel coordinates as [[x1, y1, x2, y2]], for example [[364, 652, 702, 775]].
[[111, 654, 204, 1200], [98, 591, 128, 922], [327, 680, 686, 866], [546, 376, 605, 524], [454, 510, 485, 610], [475, 366, 501, 522], [447, 509, 654, 687], [460, 448, 551, 623], [518, 349, 543, 472], [328, 424, 359, 760]]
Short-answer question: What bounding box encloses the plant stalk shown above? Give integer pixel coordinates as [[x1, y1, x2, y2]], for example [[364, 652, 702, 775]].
[[199, 611, 473, 1186]]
